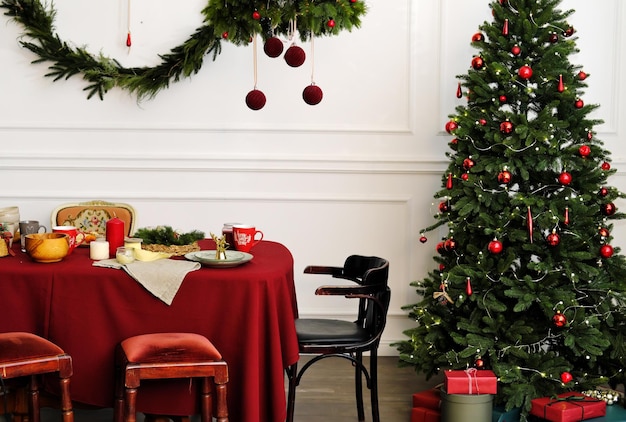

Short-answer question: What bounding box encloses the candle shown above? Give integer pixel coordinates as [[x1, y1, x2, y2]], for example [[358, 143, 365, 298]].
[[90, 238, 109, 260], [124, 237, 143, 250], [106, 217, 125, 258]]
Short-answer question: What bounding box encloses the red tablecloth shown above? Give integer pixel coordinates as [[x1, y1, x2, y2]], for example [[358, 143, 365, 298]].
[[0, 239, 299, 422]]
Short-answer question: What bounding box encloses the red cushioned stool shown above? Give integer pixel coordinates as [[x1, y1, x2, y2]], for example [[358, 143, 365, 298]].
[[114, 333, 228, 422], [0, 332, 74, 422]]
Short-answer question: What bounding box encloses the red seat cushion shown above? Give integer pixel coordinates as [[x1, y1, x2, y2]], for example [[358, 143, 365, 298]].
[[0, 332, 65, 363], [121, 333, 222, 363]]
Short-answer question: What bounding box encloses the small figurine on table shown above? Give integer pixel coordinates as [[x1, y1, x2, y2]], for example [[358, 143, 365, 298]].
[[210, 232, 229, 260]]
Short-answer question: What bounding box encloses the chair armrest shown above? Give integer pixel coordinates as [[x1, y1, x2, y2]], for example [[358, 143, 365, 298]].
[[304, 265, 344, 276], [315, 284, 380, 296]]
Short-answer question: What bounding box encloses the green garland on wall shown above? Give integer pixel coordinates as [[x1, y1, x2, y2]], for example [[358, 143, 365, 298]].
[[1, 0, 366, 100]]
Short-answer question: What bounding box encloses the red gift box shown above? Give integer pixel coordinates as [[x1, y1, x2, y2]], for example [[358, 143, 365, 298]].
[[412, 388, 442, 410], [444, 369, 497, 394], [411, 406, 441, 422], [530, 392, 607, 422]]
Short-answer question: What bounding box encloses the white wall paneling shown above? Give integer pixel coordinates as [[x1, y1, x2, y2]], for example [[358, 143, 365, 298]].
[[1, 0, 625, 355]]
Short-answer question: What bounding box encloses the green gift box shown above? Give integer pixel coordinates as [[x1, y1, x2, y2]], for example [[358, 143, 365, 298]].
[[441, 390, 494, 422]]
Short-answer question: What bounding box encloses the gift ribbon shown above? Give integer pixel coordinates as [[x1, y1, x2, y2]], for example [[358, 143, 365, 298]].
[[543, 395, 602, 420], [464, 368, 480, 394]]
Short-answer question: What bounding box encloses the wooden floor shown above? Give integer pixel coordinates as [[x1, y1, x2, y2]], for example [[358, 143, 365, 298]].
[[3, 356, 443, 422]]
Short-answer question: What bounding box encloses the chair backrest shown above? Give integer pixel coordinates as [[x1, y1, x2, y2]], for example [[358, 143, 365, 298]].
[[343, 255, 389, 286], [51, 200, 136, 237]]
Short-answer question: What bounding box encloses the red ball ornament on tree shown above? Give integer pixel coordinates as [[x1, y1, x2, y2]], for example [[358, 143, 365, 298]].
[[284, 45, 306, 67], [575, 98, 584, 109], [475, 358, 484, 368], [436, 242, 446, 255], [511, 45, 521, 56], [500, 121, 514, 135], [264, 37, 284, 58], [461, 173, 469, 181], [564, 26, 575, 37], [599, 187, 609, 197], [419, 235, 428, 244], [221, 31, 229, 39], [463, 158, 475, 170], [601, 162, 611, 171], [488, 239, 503, 254], [472, 32, 484, 42], [601, 202, 616, 216], [578, 145, 591, 157], [252, 10, 261, 20], [558, 171, 572, 185], [578, 71, 588, 81], [560, 371, 573, 384], [444, 238, 457, 252], [546, 231, 560, 247], [599, 227, 610, 238], [497, 170, 512, 184], [302, 84, 323, 105], [518, 65, 533, 80], [553, 311, 567, 328], [445, 120, 458, 134], [245, 89, 267, 110], [327, 19, 336, 28], [438, 201, 449, 213], [499, 95, 507, 103], [600, 244, 614, 258], [548, 32, 559, 44], [471, 56, 485, 70]]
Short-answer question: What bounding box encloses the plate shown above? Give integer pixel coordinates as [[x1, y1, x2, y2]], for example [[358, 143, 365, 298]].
[[184, 250, 253, 268]]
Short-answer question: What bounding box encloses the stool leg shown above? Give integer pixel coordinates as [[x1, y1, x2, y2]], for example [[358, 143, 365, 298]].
[[124, 387, 138, 422], [59, 376, 74, 422], [199, 378, 212, 422], [28, 375, 40, 422], [214, 382, 228, 422]]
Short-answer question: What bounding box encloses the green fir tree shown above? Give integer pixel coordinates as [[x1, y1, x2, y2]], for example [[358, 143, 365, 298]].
[[395, 0, 626, 418]]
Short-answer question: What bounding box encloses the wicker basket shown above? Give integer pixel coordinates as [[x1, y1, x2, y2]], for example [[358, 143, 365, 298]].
[[142, 241, 200, 256]]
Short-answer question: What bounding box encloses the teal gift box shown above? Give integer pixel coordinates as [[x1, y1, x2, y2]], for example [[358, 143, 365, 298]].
[[492, 406, 521, 422]]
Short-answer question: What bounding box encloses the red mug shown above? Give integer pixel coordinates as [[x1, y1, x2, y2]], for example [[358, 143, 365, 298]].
[[232, 225, 263, 252], [52, 225, 86, 255]]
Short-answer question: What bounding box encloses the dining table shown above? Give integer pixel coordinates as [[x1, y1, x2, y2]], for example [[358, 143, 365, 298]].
[[0, 238, 300, 422]]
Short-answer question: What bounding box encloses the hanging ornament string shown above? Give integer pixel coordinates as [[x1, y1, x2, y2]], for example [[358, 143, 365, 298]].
[[126, 0, 132, 49], [253, 35, 258, 90], [310, 31, 315, 85], [244, 35, 267, 110]]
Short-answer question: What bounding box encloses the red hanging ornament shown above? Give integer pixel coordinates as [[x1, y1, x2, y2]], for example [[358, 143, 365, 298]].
[[438, 201, 449, 213], [471, 56, 485, 70], [326, 19, 336, 28], [599, 227, 610, 238], [557, 74, 564, 93], [578, 145, 591, 157], [575, 99, 584, 109], [252, 10, 261, 20], [553, 311, 567, 328], [466, 277, 473, 296], [502, 19, 509, 36], [511, 45, 521, 56], [245, 89, 267, 111], [601, 162, 611, 171], [564, 207, 570, 226], [126, 31, 132, 47], [564, 27, 575, 37], [472, 32, 484, 42], [558, 171, 572, 185], [222, 31, 229, 39], [578, 70, 588, 80], [500, 121, 514, 134], [419, 235, 428, 244], [546, 231, 560, 247], [478, 118, 487, 126], [444, 238, 457, 252], [518, 65, 533, 80], [439, 263, 446, 272], [436, 242, 446, 255], [600, 244, 614, 258], [475, 358, 484, 368], [548, 32, 559, 43], [560, 371, 573, 384], [445, 120, 458, 134], [461, 173, 469, 181], [456, 82, 463, 98], [497, 170, 512, 184], [599, 187, 609, 197], [527, 206, 533, 243], [284, 45, 306, 67], [499, 95, 507, 103], [446, 173, 453, 190], [601, 202, 616, 216], [488, 239, 503, 254], [463, 158, 475, 170], [587, 131, 593, 141], [264, 37, 284, 58], [302, 84, 323, 105]]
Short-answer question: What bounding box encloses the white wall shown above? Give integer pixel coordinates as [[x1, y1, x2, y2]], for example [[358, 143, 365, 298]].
[[1, 0, 625, 355]]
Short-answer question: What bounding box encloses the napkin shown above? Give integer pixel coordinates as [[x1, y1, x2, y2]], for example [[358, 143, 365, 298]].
[[93, 259, 200, 305]]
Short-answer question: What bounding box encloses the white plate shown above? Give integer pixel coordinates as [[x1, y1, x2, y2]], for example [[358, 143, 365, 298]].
[[185, 250, 253, 268]]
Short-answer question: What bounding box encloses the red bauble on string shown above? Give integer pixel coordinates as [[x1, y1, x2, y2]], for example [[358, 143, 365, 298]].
[[600, 244, 614, 258], [475, 358, 484, 368], [456, 82, 463, 98], [461, 173, 469, 181], [436, 242, 446, 255], [578, 145, 591, 157], [564, 27, 575, 37], [444, 238, 457, 252], [327, 19, 336, 28], [601, 162, 611, 171], [557, 74, 564, 93], [587, 131, 593, 141], [511, 45, 521, 56], [264, 37, 284, 58], [126, 32, 132, 47], [252, 10, 261, 20], [472, 32, 485, 42], [466, 277, 473, 296], [558, 171, 572, 185], [518, 65, 533, 80], [578, 71, 588, 80], [564, 207, 570, 226], [599, 187, 609, 197], [446, 173, 453, 190], [553, 311, 567, 328], [575, 99, 584, 109], [499, 95, 507, 103], [560, 371, 573, 384], [599, 227, 610, 238], [463, 158, 475, 170], [302, 84, 323, 105], [601, 202, 616, 216], [500, 121, 514, 134], [471, 56, 485, 70], [548, 32, 559, 44], [221, 31, 229, 39], [497, 170, 512, 184], [546, 231, 560, 247], [527, 206, 534, 242], [445, 120, 458, 134], [488, 239, 503, 254], [438, 201, 449, 213], [502, 19, 509, 36], [419, 235, 428, 244], [245, 89, 266, 110], [284, 45, 306, 67]]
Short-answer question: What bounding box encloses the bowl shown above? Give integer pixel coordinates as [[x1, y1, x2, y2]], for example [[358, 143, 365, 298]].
[[25, 233, 69, 263]]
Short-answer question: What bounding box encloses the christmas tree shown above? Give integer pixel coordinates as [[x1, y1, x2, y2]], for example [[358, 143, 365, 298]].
[[395, 0, 626, 418]]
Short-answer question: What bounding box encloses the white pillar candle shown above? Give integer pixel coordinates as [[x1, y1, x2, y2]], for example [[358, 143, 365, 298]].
[[90, 238, 110, 260]]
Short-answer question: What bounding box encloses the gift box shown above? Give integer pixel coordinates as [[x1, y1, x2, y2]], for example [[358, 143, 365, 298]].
[[413, 388, 442, 410], [530, 392, 606, 422], [412, 406, 441, 422], [441, 390, 493, 422], [492, 405, 521, 422], [444, 369, 498, 395]]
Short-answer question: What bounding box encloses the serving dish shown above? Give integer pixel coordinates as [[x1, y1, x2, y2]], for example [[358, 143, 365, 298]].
[[184, 250, 253, 268]]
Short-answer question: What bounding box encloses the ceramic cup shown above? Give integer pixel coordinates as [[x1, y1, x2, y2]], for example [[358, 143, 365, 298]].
[[232, 224, 263, 252], [52, 225, 86, 255], [0, 222, 16, 249], [19, 220, 47, 252]]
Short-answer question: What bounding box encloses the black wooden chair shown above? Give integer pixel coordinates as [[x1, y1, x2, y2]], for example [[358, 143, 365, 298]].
[[286, 255, 390, 422]]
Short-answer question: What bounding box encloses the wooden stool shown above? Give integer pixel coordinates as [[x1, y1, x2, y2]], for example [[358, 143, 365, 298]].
[[114, 332, 228, 422], [0, 332, 74, 422]]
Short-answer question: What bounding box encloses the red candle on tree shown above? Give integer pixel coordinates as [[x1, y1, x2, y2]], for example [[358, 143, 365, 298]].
[[106, 217, 125, 258]]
